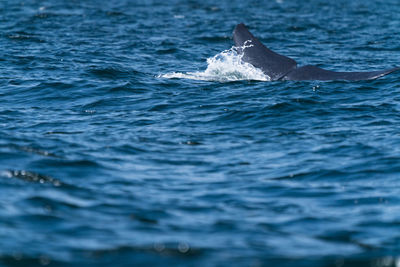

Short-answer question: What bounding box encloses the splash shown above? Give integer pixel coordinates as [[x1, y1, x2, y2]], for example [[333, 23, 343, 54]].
[[158, 43, 270, 82]]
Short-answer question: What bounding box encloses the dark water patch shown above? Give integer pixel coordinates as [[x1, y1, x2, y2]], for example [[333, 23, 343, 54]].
[[180, 140, 202, 146], [1, 254, 398, 267], [17, 213, 64, 225], [130, 213, 158, 224], [363, 119, 393, 126], [333, 196, 391, 207], [2, 170, 62, 186], [88, 244, 203, 260], [24, 195, 90, 210], [45, 131, 84, 135], [106, 11, 127, 17], [80, 98, 125, 110], [16, 146, 59, 158], [112, 144, 148, 154], [108, 84, 148, 94], [0, 254, 56, 267], [155, 48, 179, 55], [30, 159, 100, 169], [10, 55, 38, 66], [87, 66, 139, 80], [6, 31, 45, 43]]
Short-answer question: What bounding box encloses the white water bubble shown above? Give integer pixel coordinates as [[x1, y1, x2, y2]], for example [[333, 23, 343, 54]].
[[178, 242, 190, 253], [158, 43, 270, 82]]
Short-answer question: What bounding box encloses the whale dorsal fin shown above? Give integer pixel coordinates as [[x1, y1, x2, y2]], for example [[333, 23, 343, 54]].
[[233, 23, 297, 80]]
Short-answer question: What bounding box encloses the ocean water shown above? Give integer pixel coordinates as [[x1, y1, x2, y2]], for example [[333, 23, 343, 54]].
[[1, 0, 400, 266]]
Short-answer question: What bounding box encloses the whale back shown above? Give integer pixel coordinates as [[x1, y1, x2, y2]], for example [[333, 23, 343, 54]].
[[283, 65, 400, 81]]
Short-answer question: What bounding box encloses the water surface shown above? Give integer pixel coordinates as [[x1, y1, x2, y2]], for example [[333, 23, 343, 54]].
[[1, 0, 400, 266]]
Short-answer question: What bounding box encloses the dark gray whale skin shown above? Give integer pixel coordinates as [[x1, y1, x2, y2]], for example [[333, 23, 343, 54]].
[[233, 23, 400, 81]]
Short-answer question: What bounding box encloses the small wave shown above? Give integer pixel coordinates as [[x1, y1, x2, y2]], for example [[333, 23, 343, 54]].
[[159, 44, 270, 82]]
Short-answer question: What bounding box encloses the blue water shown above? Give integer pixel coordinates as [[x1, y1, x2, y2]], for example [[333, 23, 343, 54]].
[[1, 0, 400, 266]]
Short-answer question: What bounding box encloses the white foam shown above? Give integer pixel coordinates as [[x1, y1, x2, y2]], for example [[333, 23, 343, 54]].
[[158, 44, 270, 82]]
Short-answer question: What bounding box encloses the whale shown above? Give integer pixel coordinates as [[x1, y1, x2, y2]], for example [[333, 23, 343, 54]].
[[233, 23, 399, 81]]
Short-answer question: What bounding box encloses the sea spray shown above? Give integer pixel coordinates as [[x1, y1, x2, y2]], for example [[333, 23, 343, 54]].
[[159, 45, 270, 82]]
